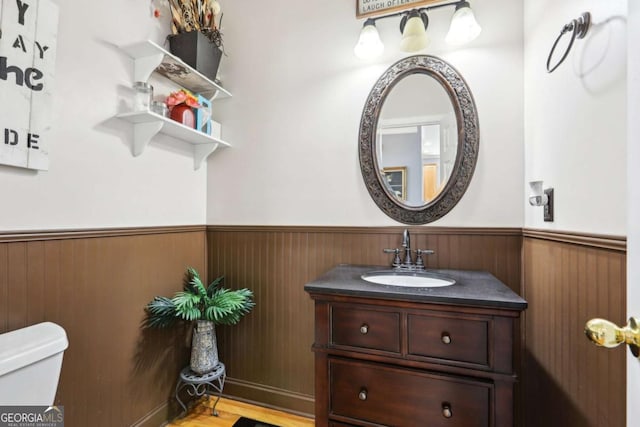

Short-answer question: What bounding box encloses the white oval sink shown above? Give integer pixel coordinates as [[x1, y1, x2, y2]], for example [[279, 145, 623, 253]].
[[361, 271, 455, 288]]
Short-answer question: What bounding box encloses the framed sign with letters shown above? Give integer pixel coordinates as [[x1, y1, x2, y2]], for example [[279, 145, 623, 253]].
[[0, 0, 59, 170], [356, 0, 441, 18]]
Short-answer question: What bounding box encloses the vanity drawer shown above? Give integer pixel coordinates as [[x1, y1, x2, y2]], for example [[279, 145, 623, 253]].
[[407, 313, 489, 366], [329, 358, 490, 427], [331, 306, 400, 353]]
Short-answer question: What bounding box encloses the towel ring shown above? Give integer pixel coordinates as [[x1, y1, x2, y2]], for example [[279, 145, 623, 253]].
[[546, 12, 591, 73]]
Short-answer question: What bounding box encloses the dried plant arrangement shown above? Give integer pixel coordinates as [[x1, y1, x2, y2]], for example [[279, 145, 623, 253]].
[[153, 0, 224, 49]]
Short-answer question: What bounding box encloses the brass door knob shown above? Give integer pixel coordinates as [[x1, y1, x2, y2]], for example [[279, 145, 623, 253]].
[[584, 317, 640, 357]]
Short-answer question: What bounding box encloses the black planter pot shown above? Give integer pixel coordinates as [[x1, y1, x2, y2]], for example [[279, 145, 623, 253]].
[[168, 31, 222, 81]]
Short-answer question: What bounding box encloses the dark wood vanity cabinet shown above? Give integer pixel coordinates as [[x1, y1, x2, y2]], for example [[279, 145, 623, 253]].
[[308, 294, 523, 427]]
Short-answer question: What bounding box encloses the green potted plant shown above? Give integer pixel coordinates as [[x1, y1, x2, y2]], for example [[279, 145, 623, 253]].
[[145, 267, 254, 374]]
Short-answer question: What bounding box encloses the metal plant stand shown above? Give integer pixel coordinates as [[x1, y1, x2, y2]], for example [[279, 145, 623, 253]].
[[175, 363, 226, 417]]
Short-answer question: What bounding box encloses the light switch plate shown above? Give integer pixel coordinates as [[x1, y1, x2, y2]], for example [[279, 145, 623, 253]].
[[544, 188, 554, 222]]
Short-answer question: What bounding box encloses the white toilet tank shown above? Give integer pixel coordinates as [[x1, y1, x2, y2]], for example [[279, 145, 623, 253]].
[[0, 322, 68, 405]]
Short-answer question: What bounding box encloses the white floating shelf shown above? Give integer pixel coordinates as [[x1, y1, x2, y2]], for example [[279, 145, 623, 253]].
[[119, 40, 231, 100], [117, 111, 230, 170]]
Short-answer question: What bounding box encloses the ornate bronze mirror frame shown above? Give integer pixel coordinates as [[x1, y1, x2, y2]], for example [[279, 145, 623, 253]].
[[358, 55, 480, 224]]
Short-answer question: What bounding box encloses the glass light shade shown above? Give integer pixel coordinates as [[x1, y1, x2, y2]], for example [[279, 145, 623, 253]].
[[445, 4, 482, 45], [529, 180, 544, 196], [400, 15, 430, 52], [354, 21, 384, 59]]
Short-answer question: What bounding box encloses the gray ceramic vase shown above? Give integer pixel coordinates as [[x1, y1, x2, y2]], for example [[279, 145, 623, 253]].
[[190, 320, 219, 375]]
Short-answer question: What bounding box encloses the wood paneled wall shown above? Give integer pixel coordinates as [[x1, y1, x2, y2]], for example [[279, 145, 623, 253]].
[[522, 231, 626, 427], [206, 226, 522, 415], [2, 225, 625, 426], [0, 226, 207, 427]]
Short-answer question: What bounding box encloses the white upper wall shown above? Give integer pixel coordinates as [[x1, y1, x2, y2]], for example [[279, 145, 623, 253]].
[[207, 0, 525, 227], [524, 1, 627, 234], [0, 1, 627, 234], [0, 0, 208, 231]]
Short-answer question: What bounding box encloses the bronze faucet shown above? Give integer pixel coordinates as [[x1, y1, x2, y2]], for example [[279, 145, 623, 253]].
[[383, 229, 434, 271]]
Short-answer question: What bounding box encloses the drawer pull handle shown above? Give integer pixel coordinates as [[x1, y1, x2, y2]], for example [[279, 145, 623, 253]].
[[358, 389, 368, 401], [360, 324, 369, 334], [442, 403, 452, 418], [441, 333, 452, 344]]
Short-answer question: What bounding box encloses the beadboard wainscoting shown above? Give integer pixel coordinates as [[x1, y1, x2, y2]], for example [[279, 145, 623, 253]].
[[0, 226, 207, 427], [0, 225, 627, 426], [522, 230, 626, 427], [206, 226, 523, 415]]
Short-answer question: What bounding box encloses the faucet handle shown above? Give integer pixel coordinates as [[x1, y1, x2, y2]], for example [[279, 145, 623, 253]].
[[415, 249, 434, 255], [414, 249, 435, 270], [383, 248, 402, 268]]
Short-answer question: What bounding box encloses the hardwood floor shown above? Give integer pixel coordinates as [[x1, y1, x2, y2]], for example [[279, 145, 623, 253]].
[[167, 397, 314, 427]]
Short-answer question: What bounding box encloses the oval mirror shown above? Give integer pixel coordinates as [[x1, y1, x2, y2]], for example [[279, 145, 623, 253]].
[[359, 55, 479, 224]]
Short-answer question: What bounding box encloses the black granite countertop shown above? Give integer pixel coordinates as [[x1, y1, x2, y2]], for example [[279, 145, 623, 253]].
[[304, 264, 528, 310]]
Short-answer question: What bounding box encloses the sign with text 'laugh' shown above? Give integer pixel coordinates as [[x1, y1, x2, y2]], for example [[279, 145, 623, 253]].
[[356, 0, 440, 18], [0, 0, 59, 170]]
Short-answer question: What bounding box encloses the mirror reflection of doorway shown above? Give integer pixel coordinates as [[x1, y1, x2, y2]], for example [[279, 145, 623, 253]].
[[377, 117, 455, 207], [423, 163, 438, 202]]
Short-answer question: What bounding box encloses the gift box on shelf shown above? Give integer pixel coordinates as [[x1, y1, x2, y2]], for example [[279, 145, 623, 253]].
[[196, 95, 212, 135]]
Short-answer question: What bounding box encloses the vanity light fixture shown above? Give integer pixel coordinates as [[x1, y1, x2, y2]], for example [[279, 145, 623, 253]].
[[399, 10, 430, 52], [354, 0, 481, 60], [529, 180, 554, 222], [354, 19, 385, 60], [445, 1, 482, 45]]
